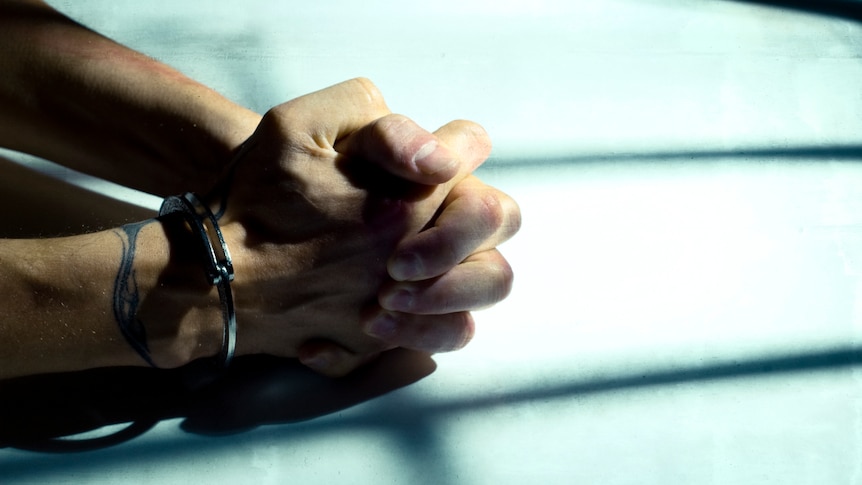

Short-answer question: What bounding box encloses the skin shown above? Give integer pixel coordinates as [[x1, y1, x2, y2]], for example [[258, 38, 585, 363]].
[[0, 0, 260, 196], [0, 2, 521, 379], [222, 80, 518, 375]]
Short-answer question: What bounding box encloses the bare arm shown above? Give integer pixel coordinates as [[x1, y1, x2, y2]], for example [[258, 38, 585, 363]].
[[0, 2, 521, 378], [0, 219, 224, 379], [0, 79, 519, 380], [0, 0, 261, 196]]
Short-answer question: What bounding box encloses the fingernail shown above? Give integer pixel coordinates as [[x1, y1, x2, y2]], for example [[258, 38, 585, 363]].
[[390, 252, 423, 281], [300, 351, 332, 371], [382, 289, 414, 312], [413, 140, 457, 175], [365, 312, 399, 339]]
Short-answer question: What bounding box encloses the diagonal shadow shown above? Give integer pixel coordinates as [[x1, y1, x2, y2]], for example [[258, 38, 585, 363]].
[[486, 143, 862, 169], [2, 345, 860, 482], [729, 0, 862, 22], [412, 346, 862, 417], [0, 154, 156, 238], [2, 345, 860, 450], [0, 349, 437, 451]]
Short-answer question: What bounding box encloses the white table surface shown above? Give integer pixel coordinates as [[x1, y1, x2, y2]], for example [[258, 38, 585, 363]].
[[2, 1, 861, 483]]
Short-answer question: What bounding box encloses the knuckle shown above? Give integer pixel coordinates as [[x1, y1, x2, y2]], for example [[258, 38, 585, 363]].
[[371, 114, 411, 158], [376, 114, 436, 170], [260, 104, 305, 145], [349, 77, 387, 110], [496, 191, 522, 239], [375, 113, 412, 133], [260, 105, 290, 133], [505, 197, 523, 235], [477, 191, 506, 232], [454, 119, 493, 159], [493, 255, 515, 301]]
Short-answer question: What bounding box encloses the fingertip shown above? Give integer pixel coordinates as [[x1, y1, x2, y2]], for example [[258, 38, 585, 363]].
[[298, 342, 378, 378], [412, 140, 459, 183], [433, 120, 492, 173]]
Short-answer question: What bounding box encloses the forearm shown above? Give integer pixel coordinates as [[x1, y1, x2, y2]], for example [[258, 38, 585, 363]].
[[0, 0, 261, 196], [0, 219, 222, 379]]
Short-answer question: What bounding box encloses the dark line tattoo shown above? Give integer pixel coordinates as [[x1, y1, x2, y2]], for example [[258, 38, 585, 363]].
[[112, 221, 157, 367]]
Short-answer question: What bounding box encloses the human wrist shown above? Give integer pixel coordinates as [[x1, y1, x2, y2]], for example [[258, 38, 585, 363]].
[[135, 215, 228, 368], [157, 193, 239, 367], [170, 93, 262, 196], [0, 225, 223, 377], [93, 217, 225, 369]]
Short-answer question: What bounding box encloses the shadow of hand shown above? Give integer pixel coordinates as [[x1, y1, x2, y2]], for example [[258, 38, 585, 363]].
[[0, 349, 435, 452]]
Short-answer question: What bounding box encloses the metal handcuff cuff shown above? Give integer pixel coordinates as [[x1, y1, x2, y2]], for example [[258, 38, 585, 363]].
[[159, 192, 237, 368]]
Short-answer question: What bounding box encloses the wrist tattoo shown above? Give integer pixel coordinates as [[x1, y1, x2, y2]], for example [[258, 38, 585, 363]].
[[112, 220, 157, 367]]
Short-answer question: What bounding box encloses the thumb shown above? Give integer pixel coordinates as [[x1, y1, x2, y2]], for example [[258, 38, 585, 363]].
[[335, 114, 460, 185]]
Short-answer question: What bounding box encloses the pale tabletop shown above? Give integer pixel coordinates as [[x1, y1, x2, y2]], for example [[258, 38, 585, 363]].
[[2, 1, 861, 483]]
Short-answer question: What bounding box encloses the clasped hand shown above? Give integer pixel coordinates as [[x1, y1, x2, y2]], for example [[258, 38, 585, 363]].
[[216, 78, 519, 376]]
